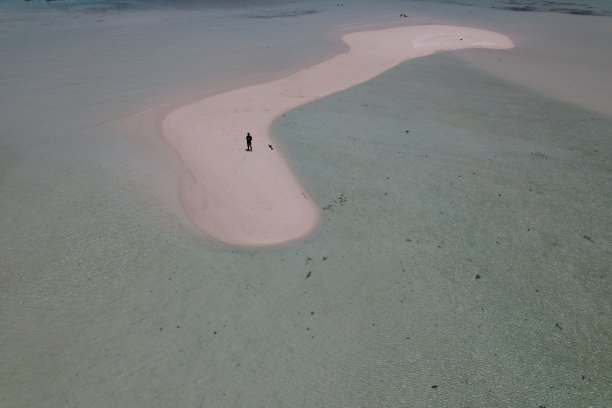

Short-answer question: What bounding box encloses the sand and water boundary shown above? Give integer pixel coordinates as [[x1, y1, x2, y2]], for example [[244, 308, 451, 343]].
[[163, 25, 513, 246]]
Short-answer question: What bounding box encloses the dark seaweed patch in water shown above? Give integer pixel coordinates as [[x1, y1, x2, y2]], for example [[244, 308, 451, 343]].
[[550, 7, 599, 15], [245, 9, 319, 19], [503, 5, 538, 11], [496, 0, 610, 16]]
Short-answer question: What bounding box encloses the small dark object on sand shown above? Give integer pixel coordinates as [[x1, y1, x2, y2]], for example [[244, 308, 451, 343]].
[[475, 274, 481, 279], [268, 144, 274, 150], [405, 130, 410, 133], [555, 323, 563, 330], [305, 271, 311, 279], [431, 385, 438, 389]]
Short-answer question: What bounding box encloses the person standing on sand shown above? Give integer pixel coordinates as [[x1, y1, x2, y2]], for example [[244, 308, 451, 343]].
[[246, 132, 253, 151]]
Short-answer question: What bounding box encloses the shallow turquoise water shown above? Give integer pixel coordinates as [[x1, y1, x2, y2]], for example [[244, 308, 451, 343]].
[[411, 0, 612, 15], [1, 0, 610, 406], [273, 51, 612, 406], [2, 0, 611, 16]]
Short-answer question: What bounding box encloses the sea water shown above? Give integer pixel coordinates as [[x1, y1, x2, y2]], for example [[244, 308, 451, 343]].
[[1, 0, 610, 406], [2, 0, 612, 15]]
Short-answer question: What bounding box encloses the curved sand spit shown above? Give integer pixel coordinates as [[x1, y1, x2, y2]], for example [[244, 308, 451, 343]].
[[163, 25, 513, 246]]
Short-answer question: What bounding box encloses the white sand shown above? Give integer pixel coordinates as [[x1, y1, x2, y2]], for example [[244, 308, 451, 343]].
[[163, 25, 513, 246]]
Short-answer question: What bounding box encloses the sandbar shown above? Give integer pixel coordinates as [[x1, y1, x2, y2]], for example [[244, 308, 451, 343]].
[[162, 25, 513, 246]]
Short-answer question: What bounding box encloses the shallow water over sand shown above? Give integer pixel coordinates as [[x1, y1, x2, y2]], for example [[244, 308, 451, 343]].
[[1, 0, 610, 406]]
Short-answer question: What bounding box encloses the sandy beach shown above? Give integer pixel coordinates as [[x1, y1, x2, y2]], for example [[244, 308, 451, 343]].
[[163, 25, 513, 246], [1, 1, 611, 407]]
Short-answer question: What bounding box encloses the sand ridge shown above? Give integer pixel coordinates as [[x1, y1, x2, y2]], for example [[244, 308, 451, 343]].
[[162, 25, 513, 246]]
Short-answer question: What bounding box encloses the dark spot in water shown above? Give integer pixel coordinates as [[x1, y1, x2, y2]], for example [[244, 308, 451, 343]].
[[310, 311, 314, 315], [431, 385, 438, 389], [214, 331, 217, 334], [555, 323, 563, 330], [305, 271, 311, 279], [504, 5, 537, 11], [583, 235, 593, 242], [551, 8, 599, 15], [475, 274, 481, 279], [531, 151, 548, 159]]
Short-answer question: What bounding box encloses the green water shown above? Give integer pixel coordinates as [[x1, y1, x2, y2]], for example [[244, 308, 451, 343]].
[[273, 51, 612, 406], [1, 0, 610, 406]]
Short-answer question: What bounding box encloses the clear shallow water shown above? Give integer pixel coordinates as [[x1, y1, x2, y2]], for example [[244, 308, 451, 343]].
[[2, 0, 611, 15], [1, 0, 611, 406], [274, 52, 612, 406], [413, 0, 612, 16]]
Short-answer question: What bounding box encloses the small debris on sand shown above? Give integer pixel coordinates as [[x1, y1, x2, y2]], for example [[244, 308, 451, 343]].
[[305, 271, 311, 279]]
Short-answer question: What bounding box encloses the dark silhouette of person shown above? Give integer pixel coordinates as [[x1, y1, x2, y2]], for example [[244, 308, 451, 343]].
[[246, 132, 252, 151]]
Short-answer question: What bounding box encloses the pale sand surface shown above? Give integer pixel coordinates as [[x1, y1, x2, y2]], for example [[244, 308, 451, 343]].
[[164, 25, 513, 246]]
